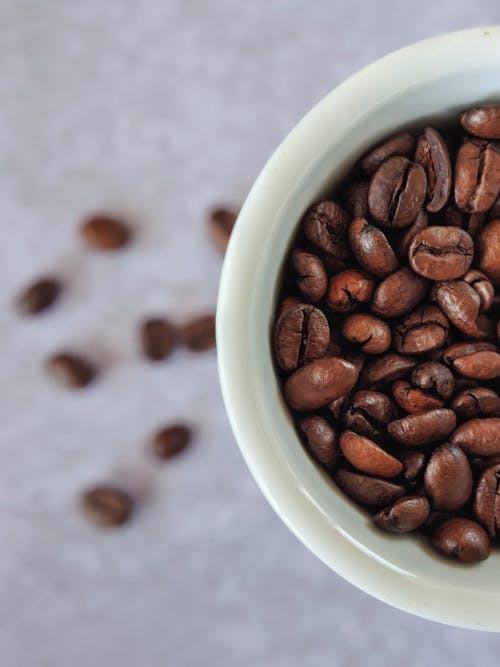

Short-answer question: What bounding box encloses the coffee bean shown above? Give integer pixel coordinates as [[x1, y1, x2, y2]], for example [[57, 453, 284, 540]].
[[334, 469, 405, 507], [208, 206, 237, 253], [460, 105, 500, 139], [415, 127, 451, 212], [359, 132, 416, 173], [473, 464, 500, 537], [387, 408, 456, 447], [454, 139, 500, 213], [392, 380, 444, 413], [80, 214, 130, 250], [411, 361, 455, 399], [360, 353, 416, 387], [443, 341, 497, 365], [15, 277, 61, 315], [343, 390, 398, 437], [345, 181, 369, 218], [180, 313, 216, 352], [452, 350, 500, 380], [348, 217, 398, 277], [394, 305, 449, 355], [424, 443, 472, 511], [152, 424, 191, 458], [431, 280, 481, 336], [452, 387, 500, 420], [140, 318, 176, 361], [339, 430, 402, 478], [81, 486, 133, 526], [408, 226, 474, 280], [374, 495, 430, 533], [368, 156, 427, 228], [46, 352, 96, 389], [291, 249, 327, 302], [274, 304, 329, 372], [397, 210, 428, 256], [341, 314, 391, 354], [463, 270, 495, 311], [303, 201, 350, 260], [478, 219, 500, 284], [400, 450, 426, 486], [298, 416, 338, 468], [450, 418, 500, 456], [328, 394, 350, 420], [284, 357, 359, 411], [371, 268, 428, 319], [326, 269, 374, 313], [432, 518, 490, 562]]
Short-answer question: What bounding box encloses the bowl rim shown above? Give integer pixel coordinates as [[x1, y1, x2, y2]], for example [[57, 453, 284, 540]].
[[217, 26, 500, 631]]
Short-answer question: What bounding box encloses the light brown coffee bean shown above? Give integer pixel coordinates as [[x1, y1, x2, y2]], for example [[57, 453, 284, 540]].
[[432, 518, 490, 562], [387, 408, 456, 447], [424, 443, 472, 511], [473, 464, 500, 537], [140, 318, 176, 361], [180, 314, 216, 352], [452, 387, 500, 420], [452, 350, 500, 380], [371, 268, 428, 319], [339, 430, 402, 478], [393, 305, 449, 355], [450, 418, 500, 456], [291, 249, 328, 302], [81, 486, 133, 526], [374, 495, 430, 533], [360, 353, 417, 387], [274, 304, 329, 372], [334, 469, 405, 507], [415, 127, 451, 213], [208, 206, 237, 253], [392, 380, 444, 413], [284, 357, 359, 411], [359, 132, 416, 173], [408, 226, 474, 280], [326, 269, 374, 313], [152, 424, 191, 458], [302, 201, 350, 260], [460, 106, 500, 139], [15, 277, 61, 315], [348, 218, 398, 277], [478, 219, 500, 285], [299, 416, 338, 468], [46, 352, 96, 389], [454, 139, 500, 213], [80, 214, 131, 250], [341, 314, 391, 354]]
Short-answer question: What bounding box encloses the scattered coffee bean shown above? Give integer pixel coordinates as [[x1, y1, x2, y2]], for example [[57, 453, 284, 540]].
[[46, 352, 96, 389], [80, 214, 131, 250], [152, 424, 191, 458], [432, 518, 490, 562], [374, 495, 430, 533], [81, 486, 133, 526], [180, 313, 216, 352], [460, 106, 500, 140], [423, 443, 472, 511], [15, 277, 61, 315], [334, 469, 405, 507], [140, 318, 176, 361], [208, 206, 237, 253]]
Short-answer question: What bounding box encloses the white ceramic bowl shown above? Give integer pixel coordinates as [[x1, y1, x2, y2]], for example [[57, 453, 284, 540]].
[[217, 27, 500, 630]]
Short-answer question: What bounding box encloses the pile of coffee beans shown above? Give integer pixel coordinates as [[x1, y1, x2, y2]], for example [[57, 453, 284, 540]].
[[273, 105, 500, 563]]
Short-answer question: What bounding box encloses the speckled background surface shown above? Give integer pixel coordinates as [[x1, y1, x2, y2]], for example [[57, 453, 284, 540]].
[[2, 1, 500, 665]]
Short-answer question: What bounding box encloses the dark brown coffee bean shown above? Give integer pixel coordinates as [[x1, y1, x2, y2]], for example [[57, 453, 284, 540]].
[[345, 181, 369, 217], [397, 210, 428, 256], [452, 350, 500, 380], [80, 214, 131, 250], [360, 353, 416, 387], [411, 361, 455, 399], [460, 106, 500, 139], [408, 226, 474, 280], [208, 207, 237, 253], [452, 387, 500, 420], [400, 450, 426, 486], [454, 139, 500, 213], [473, 464, 500, 537], [463, 270, 495, 312], [451, 418, 500, 456], [46, 352, 96, 389], [328, 394, 350, 420], [341, 314, 391, 354], [414, 127, 451, 213], [432, 518, 490, 562], [431, 280, 480, 336], [348, 217, 398, 277], [152, 424, 191, 458], [298, 416, 338, 468], [339, 430, 402, 478], [393, 305, 449, 355], [368, 156, 427, 228], [81, 486, 133, 526], [387, 408, 456, 447], [371, 268, 428, 319], [291, 249, 327, 302], [478, 219, 500, 284], [392, 380, 444, 413], [278, 296, 302, 314], [15, 277, 61, 315], [140, 318, 176, 361], [302, 201, 350, 260], [424, 443, 472, 511], [180, 313, 216, 352], [273, 304, 329, 372], [334, 469, 405, 507], [443, 341, 497, 365], [444, 205, 464, 227], [284, 357, 359, 411], [359, 132, 416, 173], [343, 390, 398, 437], [374, 495, 430, 533], [326, 269, 374, 313]]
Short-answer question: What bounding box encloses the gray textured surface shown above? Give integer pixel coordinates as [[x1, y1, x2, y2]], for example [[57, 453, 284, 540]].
[[2, 1, 500, 665]]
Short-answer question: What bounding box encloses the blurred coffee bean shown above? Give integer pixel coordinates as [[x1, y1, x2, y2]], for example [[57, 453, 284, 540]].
[[46, 352, 96, 389], [180, 314, 216, 352], [81, 486, 133, 526], [15, 277, 61, 315], [140, 318, 176, 361], [152, 424, 191, 459], [208, 206, 237, 253], [80, 214, 131, 250]]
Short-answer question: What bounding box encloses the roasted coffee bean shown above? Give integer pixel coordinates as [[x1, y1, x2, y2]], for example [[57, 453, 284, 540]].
[[80, 214, 131, 250], [452, 387, 500, 420], [348, 217, 398, 277], [432, 518, 490, 562], [360, 353, 416, 387], [274, 304, 329, 372], [303, 201, 350, 260], [291, 249, 328, 302], [491, 193, 500, 218], [368, 156, 427, 228], [326, 269, 374, 313], [152, 424, 191, 458], [208, 206, 237, 253], [387, 408, 456, 447], [345, 181, 369, 217], [284, 357, 359, 411], [400, 450, 426, 486], [343, 390, 397, 437], [371, 268, 428, 319], [392, 380, 443, 413], [359, 132, 415, 173], [454, 139, 500, 213], [431, 280, 481, 336], [463, 270, 495, 311], [334, 469, 405, 507], [328, 394, 350, 420], [397, 210, 428, 256], [299, 416, 338, 468], [374, 495, 430, 533], [460, 105, 500, 139], [478, 219, 500, 284], [451, 418, 500, 456], [415, 127, 451, 212], [278, 296, 302, 314], [81, 486, 133, 526], [181, 314, 216, 352], [443, 341, 497, 365], [15, 277, 61, 315], [411, 361, 454, 399], [140, 318, 176, 361], [452, 350, 500, 380], [424, 443, 472, 511], [394, 305, 449, 355], [408, 226, 474, 280], [339, 430, 402, 478], [46, 352, 96, 389], [473, 464, 500, 537], [341, 314, 391, 354]]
